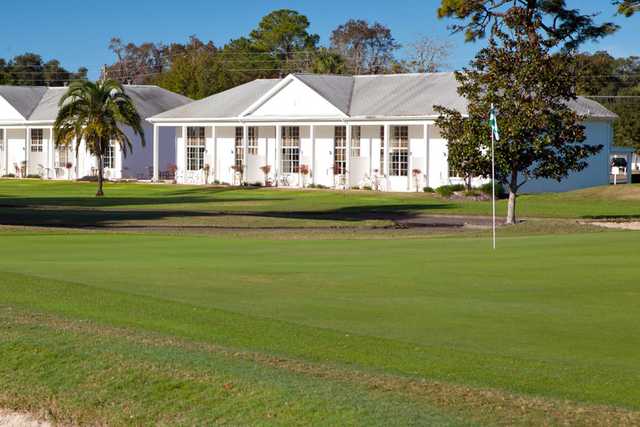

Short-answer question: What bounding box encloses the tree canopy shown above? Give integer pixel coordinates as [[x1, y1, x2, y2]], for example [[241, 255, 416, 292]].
[[437, 0, 619, 49], [0, 53, 87, 86], [435, 29, 601, 224]]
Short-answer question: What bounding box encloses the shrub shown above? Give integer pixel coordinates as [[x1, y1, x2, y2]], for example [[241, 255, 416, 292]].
[[361, 185, 372, 191], [436, 184, 464, 197], [479, 181, 507, 199], [2, 174, 16, 178], [423, 187, 435, 193], [26, 174, 41, 179]]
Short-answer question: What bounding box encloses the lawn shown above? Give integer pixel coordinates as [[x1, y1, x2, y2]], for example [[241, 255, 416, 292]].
[[0, 180, 639, 425], [0, 180, 639, 231]]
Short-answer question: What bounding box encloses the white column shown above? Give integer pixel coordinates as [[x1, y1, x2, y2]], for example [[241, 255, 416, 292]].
[[152, 124, 159, 182], [212, 125, 218, 182], [346, 124, 352, 189], [424, 123, 430, 189], [369, 129, 373, 178], [2, 128, 7, 176], [182, 125, 187, 175], [383, 124, 390, 177], [407, 127, 412, 191], [49, 127, 55, 179], [310, 124, 316, 185], [243, 124, 249, 184], [24, 127, 30, 177], [275, 125, 281, 180]]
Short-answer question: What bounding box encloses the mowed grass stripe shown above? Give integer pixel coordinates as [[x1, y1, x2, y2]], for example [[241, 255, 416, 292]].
[[0, 229, 638, 409], [4, 307, 639, 426]]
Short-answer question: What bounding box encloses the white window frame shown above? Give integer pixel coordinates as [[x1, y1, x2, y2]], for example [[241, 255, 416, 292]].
[[103, 142, 116, 169], [235, 127, 244, 168], [334, 126, 347, 175], [351, 125, 361, 158], [30, 129, 43, 153], [56, 146, 70, 168], [281, 126, 300, 174], [186, 127, 206, 171], [389, 126, 409, 177], [248, 127, 258, 155]]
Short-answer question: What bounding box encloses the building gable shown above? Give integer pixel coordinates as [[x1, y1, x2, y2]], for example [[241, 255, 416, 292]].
[[244, 76, 347, 118], [0, 95, 26, 122]]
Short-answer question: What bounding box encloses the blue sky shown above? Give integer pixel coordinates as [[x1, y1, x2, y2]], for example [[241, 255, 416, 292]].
[[1, 0, 637, 79]]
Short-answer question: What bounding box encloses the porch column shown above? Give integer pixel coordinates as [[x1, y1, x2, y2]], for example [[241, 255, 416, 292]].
[[243, 123, 249, 184], [310, 124, 316, 185], [2, 128, 7, 176], [49, 127, 55, 179], [369, 131, 373, 179], [627, 152, 633, 185], [346, 124, 352, 189], [152, 124, 159, 182], [383, 124, 390, 177], [407, 129, 412, 191], [275, 125, 282, 180], [424, 123, 430, 189], [182, 125, 187, 175], [212, 125, 218, 182], [25, 127, 30, 177]]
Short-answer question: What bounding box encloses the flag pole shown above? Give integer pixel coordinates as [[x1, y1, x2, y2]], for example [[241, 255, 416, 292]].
[[490, 103, 496, 250], [491, 127, 496, 250]]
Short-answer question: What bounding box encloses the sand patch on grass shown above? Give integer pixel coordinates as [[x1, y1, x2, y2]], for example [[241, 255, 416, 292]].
[[0, 410, 50, 427]]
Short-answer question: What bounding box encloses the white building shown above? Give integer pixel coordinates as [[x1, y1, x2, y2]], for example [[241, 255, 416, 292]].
[[148, 73, 619, 193], [0, 85, 190, 180]]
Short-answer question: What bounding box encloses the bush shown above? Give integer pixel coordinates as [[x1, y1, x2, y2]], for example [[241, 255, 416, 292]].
[[423, 187, 435, 193], [479, 181, 507, 199], [307, 183, 329, 189], [26, 174, 41, 179], [436, 184, 464, 197], [361, 185, 372, 191], [2, 174, 15, 178]]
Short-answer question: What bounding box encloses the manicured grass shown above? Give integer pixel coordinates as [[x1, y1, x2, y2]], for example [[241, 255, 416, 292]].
[[1, 229, 639, 424], [0, 180, 639, 231]]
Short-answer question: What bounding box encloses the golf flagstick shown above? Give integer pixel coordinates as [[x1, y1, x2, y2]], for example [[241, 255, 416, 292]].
[[489, 104, 500, 250]]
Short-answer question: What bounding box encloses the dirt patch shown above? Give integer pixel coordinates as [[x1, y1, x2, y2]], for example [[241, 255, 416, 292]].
[[0, 410, 50, 427]]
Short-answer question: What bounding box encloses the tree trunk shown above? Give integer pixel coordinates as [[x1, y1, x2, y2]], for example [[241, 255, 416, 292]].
[[96, 153, 104, 197], [506, 171, 518, 225]]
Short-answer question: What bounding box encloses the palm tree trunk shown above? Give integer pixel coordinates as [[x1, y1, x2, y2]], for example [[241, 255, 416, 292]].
[[506, 170, 518, 225], [96, 153, 104, 197]]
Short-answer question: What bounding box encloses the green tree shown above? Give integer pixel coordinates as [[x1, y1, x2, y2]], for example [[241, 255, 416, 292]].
[[435, 30, 600, 224], [311, 48, 348, 74], [249, 9, 319, 70], [330, 19, 400, 74], [615, 0, 640, 16], [576, 51, 640, 152], [54, 80, 145, 196], [434, 109, 492, 190], [437, 0, 618, 49]]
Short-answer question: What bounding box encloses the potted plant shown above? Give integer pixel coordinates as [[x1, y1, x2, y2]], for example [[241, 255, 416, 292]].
[[203, 164, 210, 185], [299, 164, 310, 188], [65, 162, 73, 180], [260, 165, 272, 186], [231, 164, 244, 186], [412, 169, 422, 192], [167, 164, 178, 184]]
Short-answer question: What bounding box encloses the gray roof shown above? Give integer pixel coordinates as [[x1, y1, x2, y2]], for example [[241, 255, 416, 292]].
[[0, 86, 48, 118], [0, 85, 191, 123], [152, 79, 280, 120], [149, 72, 617, 121]]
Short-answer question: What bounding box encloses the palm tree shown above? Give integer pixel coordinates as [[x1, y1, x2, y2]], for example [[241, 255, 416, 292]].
[[54, 80, 145, 196]]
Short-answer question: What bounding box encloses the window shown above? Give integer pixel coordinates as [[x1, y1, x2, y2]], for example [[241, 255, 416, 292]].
[[56, 147, 69, 168], [248, 127, 258, 155], [30, 129, 43, 152], [234, 127, 244, 168], [351, 126, 361, 158], [281, 126, 300, 174], [389, 126, 409, 176], [104, 142, 116, 169], [379, 126, 385, 173], [334, 126, 347, 175], [186, 127, 205, 171]]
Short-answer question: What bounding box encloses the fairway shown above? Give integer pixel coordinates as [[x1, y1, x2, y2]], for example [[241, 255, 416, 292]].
[[1, 180, 639, 425]]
